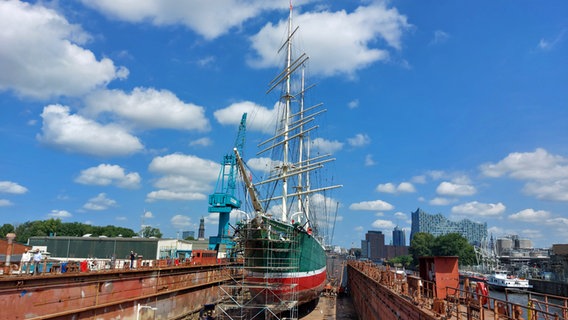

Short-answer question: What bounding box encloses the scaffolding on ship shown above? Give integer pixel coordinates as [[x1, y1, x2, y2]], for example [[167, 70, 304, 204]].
[[216, 218, 300, 320]]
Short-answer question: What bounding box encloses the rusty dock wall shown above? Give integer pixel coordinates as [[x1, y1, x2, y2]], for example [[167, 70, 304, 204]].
[[0, 263, 239, 320], [348, 261, 437, 320]]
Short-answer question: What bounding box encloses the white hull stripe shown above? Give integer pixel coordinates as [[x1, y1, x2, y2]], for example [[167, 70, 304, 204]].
[[248, 265, 326, 279]]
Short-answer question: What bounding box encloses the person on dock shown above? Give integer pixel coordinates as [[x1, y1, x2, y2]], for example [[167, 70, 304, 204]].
[[32, 249, 42, 275], [130, 251, 136, 269], [21, 249, 32, 274]]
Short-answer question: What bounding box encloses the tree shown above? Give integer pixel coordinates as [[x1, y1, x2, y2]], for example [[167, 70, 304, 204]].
[[0, 223, 15, 238], [432, 233, 476, 266], [409, 232, 435, 267], [141, 226, 162, 238], [388, 255, 413, 268]]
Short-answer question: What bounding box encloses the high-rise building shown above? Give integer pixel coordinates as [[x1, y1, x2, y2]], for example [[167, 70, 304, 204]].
[[182, 231, 195, 239], [410, 208, 487, 245], [198, 217, 205, 240], [392, 226, 406, 246], [365, 231, 385, 260]]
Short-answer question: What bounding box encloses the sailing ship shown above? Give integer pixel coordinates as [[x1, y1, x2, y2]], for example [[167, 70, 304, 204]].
[[233, 4, 341, 308]]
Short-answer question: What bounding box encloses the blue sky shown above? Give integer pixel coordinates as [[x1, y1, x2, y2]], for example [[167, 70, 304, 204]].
[[1, 0, 567, 249]]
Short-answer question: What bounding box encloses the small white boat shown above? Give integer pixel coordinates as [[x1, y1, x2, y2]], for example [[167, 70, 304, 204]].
[[486, 270, 532, 291]]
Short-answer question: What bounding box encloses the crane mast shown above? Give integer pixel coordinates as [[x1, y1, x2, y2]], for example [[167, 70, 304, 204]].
[[208, 113, 247, 250]]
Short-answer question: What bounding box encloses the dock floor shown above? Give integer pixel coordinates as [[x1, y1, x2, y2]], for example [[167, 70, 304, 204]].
[[300, 295, 357, 320]]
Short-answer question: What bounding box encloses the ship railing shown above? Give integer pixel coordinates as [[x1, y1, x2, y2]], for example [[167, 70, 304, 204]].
[[7, 257, 237, 277], [442, 285, 567, 320]]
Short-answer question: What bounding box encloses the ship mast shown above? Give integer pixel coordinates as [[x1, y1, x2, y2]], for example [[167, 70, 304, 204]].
[[280, 4, 294, 222]]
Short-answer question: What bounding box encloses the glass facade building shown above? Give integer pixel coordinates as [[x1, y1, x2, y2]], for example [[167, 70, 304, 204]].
[[410, 208, 487, 245]]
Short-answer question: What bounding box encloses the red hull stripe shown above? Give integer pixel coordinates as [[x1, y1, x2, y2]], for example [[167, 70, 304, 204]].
[[247, 267, 327, 304]]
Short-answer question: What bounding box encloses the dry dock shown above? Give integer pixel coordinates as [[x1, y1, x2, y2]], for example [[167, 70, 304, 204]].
[[300, 295, 357, 320]]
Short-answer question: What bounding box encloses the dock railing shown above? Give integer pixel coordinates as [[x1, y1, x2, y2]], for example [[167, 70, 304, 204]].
[[444, 284, 567, 320]]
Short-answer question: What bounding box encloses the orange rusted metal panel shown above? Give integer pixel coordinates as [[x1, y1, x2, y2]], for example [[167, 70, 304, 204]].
[[419, 256, 459, 300]]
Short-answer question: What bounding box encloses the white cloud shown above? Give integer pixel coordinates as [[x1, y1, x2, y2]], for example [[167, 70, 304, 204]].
[[436, 181, 477, 196], [143, 211, 154, 219], [84, 88, 210, 132], [0, 199, 13, 207], [171, 214, 192, 229], [83, 193, 117, 211], [347, 134, 371, 147], [214, 101, 277, 134], [429, 197, 455, 206], [37, 105, 144, 157], [311, 137, 343, 154], [509, 209, 551, 222], [376, 182, 415, 194], [247, 157, 277, 174], [349, 200, 394, 211], [0, 1, 126, 99], [480, 149, 568, 180], [451, 201, 506, 217], [190, 137, 213, 147], [371, 219, 395, 230], [430, 30, 450, 45], [480, 148, 568, 201], [81, 0, 285, 40], [348, 99, 359, 109], [536, 30, 565, 51], [48, 209, 72, 219], [365, 154, 376, 166], [75, 164, 141, 189], [147, 153, 219, 202], [0, 181, 28, 194], [249, 3, 410, 77]]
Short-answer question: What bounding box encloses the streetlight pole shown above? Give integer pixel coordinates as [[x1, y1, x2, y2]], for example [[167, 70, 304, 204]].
[[136, 303, 157, 320]]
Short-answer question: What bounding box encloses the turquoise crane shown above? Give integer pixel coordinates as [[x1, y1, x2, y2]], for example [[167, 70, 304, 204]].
[[208, 113, 247, 250]]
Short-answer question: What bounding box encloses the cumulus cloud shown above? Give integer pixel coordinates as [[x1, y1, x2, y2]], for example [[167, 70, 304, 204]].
[[249, 2, 410, 77], [75, 164, 141, 189], [480, 148, 568, 201], [190, 137, 213, 147], [0, 199, 13, 207], [377, 182, 415, 194], [48, 209, 72, 219], [0, 1, 126, 99], [214, 101, 277, 134], [349, 200, 394, 211], [311, 137, 343, 154], [347, 134, 371, 147], [81, 0, 285, 40], [436, 181, 476, 197], [0, 181, 28, 194], [37, 105, 144, 157], [429, 197, 455, 206], [372, 219, 396, 230], [509, 209, 551, 222], [84, 88, 210, 132], [83, 193, 117, 211], [147, 153, 219, 202], [171, 214, 192, 229], [451, 201, 506, 217], [247, 157, 277, 174]]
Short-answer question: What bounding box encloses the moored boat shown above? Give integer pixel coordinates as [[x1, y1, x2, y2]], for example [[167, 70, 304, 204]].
[[486, 269, 532, 291], [232, 3, 341, 309]]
